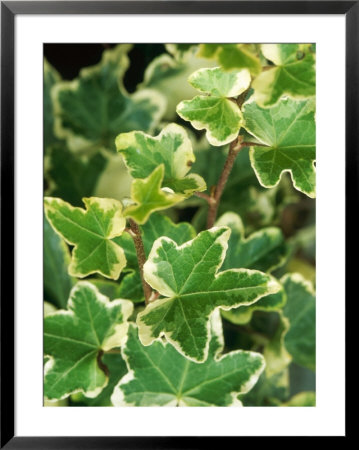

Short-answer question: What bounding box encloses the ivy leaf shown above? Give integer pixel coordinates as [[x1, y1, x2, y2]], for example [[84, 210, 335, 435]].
[[198, 44, 261, 76], [44, 59, 62, 149], [243, 98, 316, 197], [115, 212, 196, 270], [116, 123, 206, 195], [282, 273, 316, 371], [52, 45, 166, 153], [124, 165, 184, 224], [177, 67, 251, 146], [112, 316, 265, 406], [216, 212, 288, 272], [282, 391, 316, 406], [137, 227, 280, 362], [44, 214, 74, 309], [44, 197, 127, 279], [240, 369, 289, 406], [44, 281, 133, 400], [253, 44, 316, 107], [165, 44, 198, 61], [45, 144, 108, 206]]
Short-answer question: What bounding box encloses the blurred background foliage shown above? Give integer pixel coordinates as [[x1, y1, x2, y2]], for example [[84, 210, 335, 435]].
[[44, 44, 315, 407]]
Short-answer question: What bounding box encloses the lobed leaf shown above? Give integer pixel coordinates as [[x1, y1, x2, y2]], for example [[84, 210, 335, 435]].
[[44, 281, 133, 400], [243, 98, 316, 197], [138, 227, 281, 362], [177, 67, 251, 146], [116, 123, 206, 195], [44, 197, 127, 279]]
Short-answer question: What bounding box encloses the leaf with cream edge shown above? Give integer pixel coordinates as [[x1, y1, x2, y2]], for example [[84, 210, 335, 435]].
[[116, 123, 206, 195], [44, 59, 62, 149], [198, 44, 261, 76], [44, 197, 127, 279], [44, 281, 133, 400], [52, 45, 166, 153], [112, 314, 265, 406], [124, 165, 185, 224], [214, 212, 287, 325], [253, 43, 316, 107], [243, 98, 316, 197], [137, 227, 281, 362], [176, 67, 251, 146]]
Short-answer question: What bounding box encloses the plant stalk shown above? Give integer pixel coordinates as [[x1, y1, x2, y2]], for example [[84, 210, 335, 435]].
[[128, 219, 152, 305]]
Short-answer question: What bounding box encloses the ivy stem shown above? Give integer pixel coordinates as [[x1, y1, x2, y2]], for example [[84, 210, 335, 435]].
[[128, 219, 152, 305], [206, 137, 244, 229]]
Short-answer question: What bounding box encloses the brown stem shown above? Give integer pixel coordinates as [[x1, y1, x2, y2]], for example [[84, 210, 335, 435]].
[[128, 219, 152, 305], [206, 137, 243, 229]]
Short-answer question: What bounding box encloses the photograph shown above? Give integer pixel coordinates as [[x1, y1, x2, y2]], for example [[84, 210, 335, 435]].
[[43, 42, 316, 408]]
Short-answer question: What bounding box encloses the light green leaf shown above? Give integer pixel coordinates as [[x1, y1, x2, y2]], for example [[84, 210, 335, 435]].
[[165, 44, 198, 61], [45, 144, 108, 206], [253, 44, 316, 107], [44, 197, 127, 279], [112, 316, 265, 406], [198, 44, 261, 76], [243, 98, 316, 197], [216, 212, 288, 272], [282, 391, 316, 406], [44, 59, 62, 149], [116, 123, 206, 195], [177, 67, 251, 146], [263, 313, 291, 377], [52, 45, 166, 153], [44, 281, 133, 400], [138, 227, 280, 362], [282, 273, 316, 371], [124, 165, 184, 224], [44, 214, 75, 309]]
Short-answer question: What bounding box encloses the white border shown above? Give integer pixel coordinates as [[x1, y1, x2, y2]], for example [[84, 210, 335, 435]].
[[15, 14, 345, 436]]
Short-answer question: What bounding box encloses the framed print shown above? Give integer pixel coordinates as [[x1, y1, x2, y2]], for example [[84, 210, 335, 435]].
[[1, 1, 354, 446]]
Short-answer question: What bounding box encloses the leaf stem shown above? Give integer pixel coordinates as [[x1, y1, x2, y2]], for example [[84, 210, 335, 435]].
[[206, 137, 243, 229], [128, 219, 152, 305]]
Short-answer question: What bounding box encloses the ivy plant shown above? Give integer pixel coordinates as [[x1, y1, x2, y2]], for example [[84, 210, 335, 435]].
[[44, 43, 316, 407]]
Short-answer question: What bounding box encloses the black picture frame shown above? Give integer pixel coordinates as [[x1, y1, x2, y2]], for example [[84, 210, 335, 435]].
[[1, 1, 354, 447]]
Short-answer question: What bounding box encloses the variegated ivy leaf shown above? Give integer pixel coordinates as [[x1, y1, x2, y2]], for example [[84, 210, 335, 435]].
[[44, 197, 127, 279], [165, 44, 198, 61], [215, 212, 287, 325], [115, 212, 196, 270], [177, 67, 251, 146], [198, 44, 261, 76], [240, 369, 289, 406], [112, 315, 265, 406], [124, 165, 184, 224], [253, 43, 315, 107], [44, 59, 62, 149], [282, 391, 316, 407], [137, 227, 280, 362], [44, 214, 74, 309], [116, 123, 206, 195], [44, 281, 133, 400], [243, 98, 316, 197], [282, 273, 316, 371], [52, 45, 166, 153]]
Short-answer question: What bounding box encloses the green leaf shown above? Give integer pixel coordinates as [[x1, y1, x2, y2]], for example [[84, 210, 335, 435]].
[[44, 215, 75, 309], [45, 144, 108, 206], [44, 197, 127, 279], [116, 123, 206, 195], [253, 44, 316, 107], [263, 313, 291, 377], [282, 273, 316, 371], [177, 67, 251, 146], [52, 45, 166, 152], [71, 352, 128, 406], [44, 281, 133, 400], [112, 316, 265, 406], [216, 212, 288, 272], [198, 44, 261, 76], [115, 212, 196, 270], [282, 391, 316, 406], [138, 227, 281, 362], [243, 98, 316, 197], [124, 165, 185, 224], [44, 59, 62, 149], [165, 44, 198, 61], [117, 271, 145, 303], [240, 369, 289, 406]]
